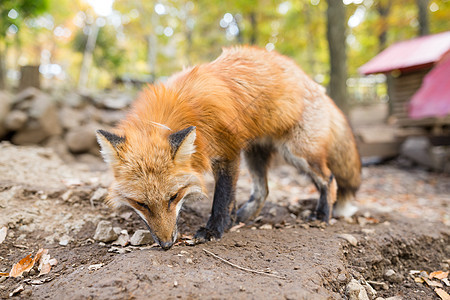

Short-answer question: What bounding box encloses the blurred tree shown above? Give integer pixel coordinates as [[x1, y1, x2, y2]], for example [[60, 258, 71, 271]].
[[416, 0, 429, 36], [73, 24, 126, 87], [326, 0, 348, 115], [0, 0, 49, 89]]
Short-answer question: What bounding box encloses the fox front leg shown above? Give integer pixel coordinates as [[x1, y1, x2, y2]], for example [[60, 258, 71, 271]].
[[194, 159, 239, 243]]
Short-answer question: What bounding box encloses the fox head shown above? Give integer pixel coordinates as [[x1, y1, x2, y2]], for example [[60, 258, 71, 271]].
[[96, 126, 204, 250]]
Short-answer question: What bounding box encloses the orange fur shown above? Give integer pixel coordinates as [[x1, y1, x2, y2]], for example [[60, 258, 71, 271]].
[[98, 46, 361, 249]]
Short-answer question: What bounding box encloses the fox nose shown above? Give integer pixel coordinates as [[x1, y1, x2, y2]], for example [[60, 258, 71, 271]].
[[160, 241, 174, 250]]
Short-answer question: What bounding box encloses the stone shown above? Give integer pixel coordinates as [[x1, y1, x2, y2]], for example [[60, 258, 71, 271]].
[[0, 91, 12, 138], [65, 126, 98, 153], [384, 269, 403, 284], [338, 234, 358, 246], [4, 110, 28, 131], [130, 230, 153, 246], [13, 87, 43, 104], [58, 107, 84, 129], [93, 220, 118, 243], [12, 121, 48, 144], [346, 279, 370, 300], [90, 188, 108, 206], [29, 95, 62, 136], [363, 282, 377, 299]]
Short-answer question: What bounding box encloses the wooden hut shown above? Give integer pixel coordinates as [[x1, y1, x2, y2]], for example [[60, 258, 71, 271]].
[[359, 31, 450, 138]]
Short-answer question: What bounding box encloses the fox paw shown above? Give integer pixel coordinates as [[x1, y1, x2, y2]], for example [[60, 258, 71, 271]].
[[194, 227, 222, 244], [308, 210, 330, 223]]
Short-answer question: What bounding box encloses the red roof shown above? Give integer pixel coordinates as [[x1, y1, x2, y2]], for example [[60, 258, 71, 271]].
[[359, 31, 450, 75], [409, 51, 450, 119]]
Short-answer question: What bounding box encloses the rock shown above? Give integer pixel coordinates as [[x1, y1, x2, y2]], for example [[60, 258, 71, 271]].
[[4, 110, 28, 131], [363, 282, 377, 299], [65, 92, 85, 108], [12, 120, 48, 144], [346, 279, 370, 300], [130, 230, 153, 246], [58, 107, 84, 129], [384, 269, 403, 284], [90, 188, 108, 206], [65, 126, 98, 153], [0, 91, 12, 138], [112, 230, 130, 247], [13, 87, 43, 104], [287, 202, 302, 215], [93, 220, 118, 243], [337, 273, 347, 283], [29, 95, 62, 136], [338, 234, 358, 246], [259, 224, 273, 230]]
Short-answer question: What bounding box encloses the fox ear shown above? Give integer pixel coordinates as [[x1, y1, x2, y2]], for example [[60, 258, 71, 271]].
[[96, 129, 125, 165], [169, 126, 196, 163]]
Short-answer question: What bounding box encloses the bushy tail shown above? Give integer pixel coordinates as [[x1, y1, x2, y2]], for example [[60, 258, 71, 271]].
[[327, 114, 361, 217]]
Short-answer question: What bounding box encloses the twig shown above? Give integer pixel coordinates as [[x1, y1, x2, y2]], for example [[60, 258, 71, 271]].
[[202, 248, 286, 280]]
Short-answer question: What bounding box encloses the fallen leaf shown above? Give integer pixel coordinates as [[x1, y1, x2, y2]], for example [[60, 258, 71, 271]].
[[9, 285, 24, 297], [38, 250, 57, 276], [415, 277, 424, 283], [430, 271, 449, 280], [423, 276, 444, 288], [0, 272, 9, 277], [229, 222, 246, 232], [435, 288, 450, 300], [0, 227, 7, 244], [442, 278, 450, 287], [9, 254, 33, 277]]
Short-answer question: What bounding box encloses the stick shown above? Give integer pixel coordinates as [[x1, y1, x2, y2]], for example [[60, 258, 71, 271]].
[[202, 248, 285, 280]]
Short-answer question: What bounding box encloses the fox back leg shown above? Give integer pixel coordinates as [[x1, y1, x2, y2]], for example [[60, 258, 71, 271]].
[[280, 144, 337, 222], [236, 142, 275, 223], [194, 158, 239, 242]]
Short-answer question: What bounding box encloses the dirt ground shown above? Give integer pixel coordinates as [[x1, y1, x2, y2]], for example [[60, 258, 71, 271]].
[[0, 141, 449, 299]]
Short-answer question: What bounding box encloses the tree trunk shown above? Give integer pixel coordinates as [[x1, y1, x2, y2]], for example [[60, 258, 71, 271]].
[[377, 0, 392, 51], [416, 0, 429, 36], [0, 48, 5, 90], [147, 13, 158, 80], [377, 0, 394, 117], [78, 22, 99, 90], [249, 11, 257, 45], [326, 0, 348, 115], [19, 65, 40, 90]]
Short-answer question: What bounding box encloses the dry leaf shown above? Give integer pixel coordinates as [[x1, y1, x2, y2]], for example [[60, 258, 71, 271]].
[[229, 222, 246, 232], [38, 250, 57, 276], [430, 271, 449, 280], [423, 276, 444, 288], [0, 272, 9, 277], [442, 278, 450, 287], [415, 277, 424, 283], [435, 288, 450, 300], [0, 227, 7, 244], [9, 248, 45, 278], [9, 285, 24, 297]]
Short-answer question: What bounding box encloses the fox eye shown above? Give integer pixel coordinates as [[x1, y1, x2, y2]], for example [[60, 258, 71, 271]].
[[169, 193, 179, 202], [168, 193, 179, 205], [135, 201, 151, 211]]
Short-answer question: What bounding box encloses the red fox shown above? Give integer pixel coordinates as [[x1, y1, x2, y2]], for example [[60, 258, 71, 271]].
[[97, 47, 361, 250]]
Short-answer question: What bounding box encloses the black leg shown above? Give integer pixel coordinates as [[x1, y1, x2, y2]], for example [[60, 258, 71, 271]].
[[236, 142, 274, 223], [195, 159, 239, 243]]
